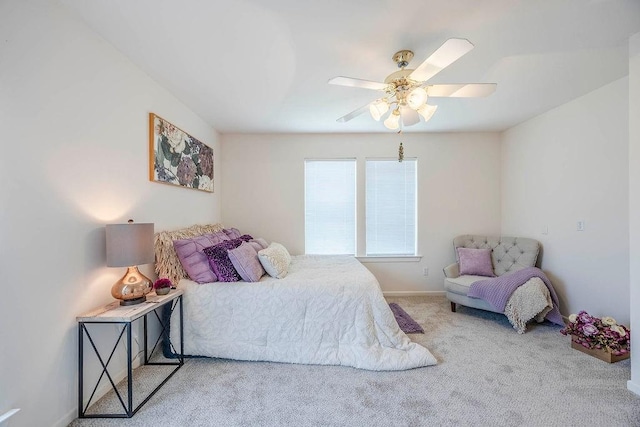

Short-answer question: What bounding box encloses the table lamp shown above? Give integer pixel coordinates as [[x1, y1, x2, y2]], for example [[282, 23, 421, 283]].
[[106, 220, 155, 306]]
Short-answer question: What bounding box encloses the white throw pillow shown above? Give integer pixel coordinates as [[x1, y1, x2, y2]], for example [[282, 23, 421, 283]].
[[258, 242, 291, 279]]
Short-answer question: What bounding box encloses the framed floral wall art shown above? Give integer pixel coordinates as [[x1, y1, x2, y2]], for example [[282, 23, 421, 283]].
[[149, 113, 214, 192]]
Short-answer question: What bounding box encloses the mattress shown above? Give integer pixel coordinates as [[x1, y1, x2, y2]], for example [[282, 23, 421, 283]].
[[170, 255, 436, 371]]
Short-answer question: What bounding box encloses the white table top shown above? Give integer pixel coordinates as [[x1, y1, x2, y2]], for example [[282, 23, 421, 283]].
[[77, 289, 184, 323]]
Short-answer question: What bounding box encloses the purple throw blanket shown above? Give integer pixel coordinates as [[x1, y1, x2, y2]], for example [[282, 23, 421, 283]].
[[467, 267, 563, 325]]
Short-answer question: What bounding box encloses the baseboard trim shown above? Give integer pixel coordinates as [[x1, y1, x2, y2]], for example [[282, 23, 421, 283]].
[[382, 291, 446, 297], [628, 380, 640, 396], [54, 408, 77, 427]]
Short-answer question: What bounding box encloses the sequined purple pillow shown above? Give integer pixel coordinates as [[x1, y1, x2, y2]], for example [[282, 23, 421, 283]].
[[203, 235, 252, 282]]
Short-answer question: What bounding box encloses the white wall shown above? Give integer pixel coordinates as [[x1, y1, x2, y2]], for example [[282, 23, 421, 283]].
[[628, 32, 640, 396], [0, 1, 221, 426], [221, 132, 502, 293], [501, 78, 630, 324]]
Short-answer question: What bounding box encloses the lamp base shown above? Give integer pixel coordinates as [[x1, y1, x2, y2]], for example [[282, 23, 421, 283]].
[[111, 266, 153, 305], [119, 296, 147, 306]]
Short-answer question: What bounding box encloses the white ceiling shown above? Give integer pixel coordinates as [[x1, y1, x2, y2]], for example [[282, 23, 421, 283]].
[[61, 0, 640, 134]]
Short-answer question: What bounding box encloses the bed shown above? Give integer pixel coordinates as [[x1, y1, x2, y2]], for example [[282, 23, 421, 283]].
[[156, 224, 436, 371]]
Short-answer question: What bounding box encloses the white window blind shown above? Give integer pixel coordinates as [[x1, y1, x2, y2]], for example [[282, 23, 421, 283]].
[[305, 159, 356, 254], [366, 159, 417, 256]]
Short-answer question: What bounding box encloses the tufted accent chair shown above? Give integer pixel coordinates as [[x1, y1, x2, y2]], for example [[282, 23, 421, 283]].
[[443, 235, 541, 313]]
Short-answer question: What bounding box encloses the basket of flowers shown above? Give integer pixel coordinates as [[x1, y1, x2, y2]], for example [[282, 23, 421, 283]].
[[560, 311, 630, 363]]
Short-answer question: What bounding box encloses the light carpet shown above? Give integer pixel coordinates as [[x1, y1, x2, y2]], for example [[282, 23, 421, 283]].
[[69, 296, 639, 427]]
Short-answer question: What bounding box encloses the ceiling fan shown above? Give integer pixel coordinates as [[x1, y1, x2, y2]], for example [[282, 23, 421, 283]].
[[329, 38, 496, 130]]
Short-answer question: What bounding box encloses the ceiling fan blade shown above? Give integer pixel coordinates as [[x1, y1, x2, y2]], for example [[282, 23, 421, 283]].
[[336, 102, 372, 123], [328, 76, 388, 91], [427, 83, 497, 97], [399, 107, 420, 126], [409, 38, 474, 82]]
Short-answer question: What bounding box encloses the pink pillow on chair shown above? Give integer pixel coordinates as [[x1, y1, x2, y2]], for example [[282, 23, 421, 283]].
[[457, 247, 496, 277]]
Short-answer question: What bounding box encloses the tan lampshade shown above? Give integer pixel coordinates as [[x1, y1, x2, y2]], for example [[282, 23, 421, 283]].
[[106, 222, 155, 267]]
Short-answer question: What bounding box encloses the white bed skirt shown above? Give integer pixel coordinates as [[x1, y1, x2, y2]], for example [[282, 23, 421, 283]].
[[170, 255, 437, 371]]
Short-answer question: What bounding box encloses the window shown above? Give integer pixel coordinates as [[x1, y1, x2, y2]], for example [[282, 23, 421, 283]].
[[304, 159, 356, 254], [366, 159, 417, 256]]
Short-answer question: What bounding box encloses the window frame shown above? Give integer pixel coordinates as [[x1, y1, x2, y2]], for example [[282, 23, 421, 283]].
[[303, 157, 421, 261], [364, 157, 418, 257], [304, 158, 357, 255]]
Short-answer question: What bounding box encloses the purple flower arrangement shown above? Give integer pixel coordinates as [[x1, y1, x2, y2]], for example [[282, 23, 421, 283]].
[[153, 278, 172, 290], [560, 311, 630, 356]]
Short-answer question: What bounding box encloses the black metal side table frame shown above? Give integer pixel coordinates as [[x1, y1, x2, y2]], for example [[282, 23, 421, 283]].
[[78, 293, 183, 418]]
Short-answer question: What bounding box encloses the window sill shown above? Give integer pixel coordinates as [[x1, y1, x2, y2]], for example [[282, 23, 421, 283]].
[[356, 255, 422, 263]]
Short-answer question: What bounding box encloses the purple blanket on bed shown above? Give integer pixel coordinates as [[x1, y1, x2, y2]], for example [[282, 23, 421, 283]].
[[467, 267, 564, 325]]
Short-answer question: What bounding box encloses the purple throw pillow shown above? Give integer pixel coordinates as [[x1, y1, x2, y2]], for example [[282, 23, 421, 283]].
[[203, 235, 253, 282], [457, 247, 496, 277], [223, 228, 242, 240], [227, 242, 265, 282], [247, 237, 269, 252], [173, 232, 230, 283]]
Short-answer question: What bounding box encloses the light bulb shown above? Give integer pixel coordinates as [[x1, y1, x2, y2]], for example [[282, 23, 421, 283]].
[[400, 106, 419, 126], [369, 100, 389, 121], [407, 87, 428, 110], [383, 109, 401, 130], [417, 104, 438, 122]]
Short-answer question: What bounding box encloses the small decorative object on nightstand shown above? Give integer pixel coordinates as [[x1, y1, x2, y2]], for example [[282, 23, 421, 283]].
[[106, 220, 155, 306], [154, 278, 172, 295]]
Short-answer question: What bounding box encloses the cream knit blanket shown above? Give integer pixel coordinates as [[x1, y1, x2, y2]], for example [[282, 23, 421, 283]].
[[504, 277, 553, 334]]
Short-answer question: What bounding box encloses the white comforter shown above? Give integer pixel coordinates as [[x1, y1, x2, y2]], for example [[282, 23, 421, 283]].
[[170, 255, 436, 371]]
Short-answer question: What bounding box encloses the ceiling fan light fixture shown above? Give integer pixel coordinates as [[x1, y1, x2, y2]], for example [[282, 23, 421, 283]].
[[407, 87, 428, 110], [417, 104, 438, 122], [369, 99, 390, 121], [383, 109, 401, 130], [330, 39, 495, 130]]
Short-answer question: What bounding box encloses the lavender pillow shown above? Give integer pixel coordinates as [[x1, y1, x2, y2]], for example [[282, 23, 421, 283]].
[[457, 247, 496, 277], [203, 235, 253, 282], [248, 237, 269, 252], [223, 228, 242, 240], [173, 232, 230, 283], [228, 242, 265, 282]]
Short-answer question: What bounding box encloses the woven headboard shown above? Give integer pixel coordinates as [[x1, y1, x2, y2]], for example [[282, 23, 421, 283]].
[[154, 223, 224, 285], [453, 235, 540, 276]]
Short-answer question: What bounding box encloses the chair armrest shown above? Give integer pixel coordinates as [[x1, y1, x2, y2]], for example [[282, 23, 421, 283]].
[[443, 263, 460, 278]]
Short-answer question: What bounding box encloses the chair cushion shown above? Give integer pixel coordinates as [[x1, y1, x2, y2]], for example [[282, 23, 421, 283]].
[[444, 275, 490, 296]]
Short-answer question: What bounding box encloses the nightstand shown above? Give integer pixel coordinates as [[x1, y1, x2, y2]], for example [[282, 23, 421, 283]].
[[77, 289, 184, 418]]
